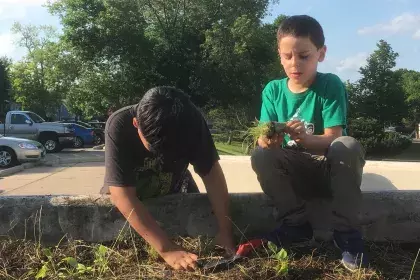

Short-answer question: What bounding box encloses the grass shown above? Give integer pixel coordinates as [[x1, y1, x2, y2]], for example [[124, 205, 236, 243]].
[[1, 234, 419, 280], [216, 137, 420, 161], [387, 141, 420, 161], [215, 141, 247, 156], [366, 141, 420, 161]]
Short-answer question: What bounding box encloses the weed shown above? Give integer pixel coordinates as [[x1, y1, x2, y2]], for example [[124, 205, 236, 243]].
[[241, 120, 287, 152], [267, 241, 289, 277], [0, 206, 419, 280]]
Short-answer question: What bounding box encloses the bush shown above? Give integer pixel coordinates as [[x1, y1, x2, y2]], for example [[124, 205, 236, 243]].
[[348, 117, 383, 154], [348, 117, 411, 155], [379, 131, 412, 153]]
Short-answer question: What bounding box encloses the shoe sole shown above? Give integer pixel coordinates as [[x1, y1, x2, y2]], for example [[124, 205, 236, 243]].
[[333, 240, 362, 272]]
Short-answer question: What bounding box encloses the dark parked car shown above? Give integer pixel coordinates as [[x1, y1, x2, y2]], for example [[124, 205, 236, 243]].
[[58, 121, 105, 146]]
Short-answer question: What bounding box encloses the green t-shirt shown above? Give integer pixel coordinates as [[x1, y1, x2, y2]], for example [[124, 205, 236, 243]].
[[259, 72, 348, 148]]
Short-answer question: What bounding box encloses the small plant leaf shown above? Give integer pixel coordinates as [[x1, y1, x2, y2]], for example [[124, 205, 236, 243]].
[[63, 257, 78, 268], [43, 248, 52, 259], [98, 245, 108, 256], [35, 264, 48, 279], [277, 262, 289, 276], [267, 241, 278, 254], [276, 248, 288, 260]]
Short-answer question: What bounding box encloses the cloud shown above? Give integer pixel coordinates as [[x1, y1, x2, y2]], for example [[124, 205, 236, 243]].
[[0, 0, 49, 21], [336, 53, 368, 72], [0, 32, 27, 61], [0, 33, 16, 56], [358, 13, 420, 39]]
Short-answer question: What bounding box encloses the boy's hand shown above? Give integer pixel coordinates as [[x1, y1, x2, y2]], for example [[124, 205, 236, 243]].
[[160, 245, 198, 270], [257, 133, 284, 148], [286, 120, 307, 142]]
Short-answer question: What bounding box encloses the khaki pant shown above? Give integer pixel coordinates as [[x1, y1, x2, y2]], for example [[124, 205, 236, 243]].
[[251, 136, 365, 232]]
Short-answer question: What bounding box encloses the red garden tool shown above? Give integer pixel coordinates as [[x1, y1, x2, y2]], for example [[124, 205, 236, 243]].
[[198, 239, 266, 271]]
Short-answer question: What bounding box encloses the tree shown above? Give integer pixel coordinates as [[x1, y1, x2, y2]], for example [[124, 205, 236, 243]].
[[9, 23, 66, 118], [345, 80, 360, 120], [351, 40, 407, 126], [47, 0, 282, 118], [395, 68, 420, 137], [199, 14, 285, 112], [0, 57, 12, 113]]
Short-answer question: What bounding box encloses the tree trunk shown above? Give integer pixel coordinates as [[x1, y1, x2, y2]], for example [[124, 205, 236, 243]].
[[227, 131, 232, 145]]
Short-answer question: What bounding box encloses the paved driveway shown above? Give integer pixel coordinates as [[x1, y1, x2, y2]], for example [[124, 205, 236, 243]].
[[1, 151, 420, 196]]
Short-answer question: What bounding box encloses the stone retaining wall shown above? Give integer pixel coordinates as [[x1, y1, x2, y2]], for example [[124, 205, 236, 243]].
[[1, 192, 420, 244]]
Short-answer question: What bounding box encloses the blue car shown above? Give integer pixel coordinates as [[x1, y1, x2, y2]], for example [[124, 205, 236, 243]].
[[68, 123, 95, 148]]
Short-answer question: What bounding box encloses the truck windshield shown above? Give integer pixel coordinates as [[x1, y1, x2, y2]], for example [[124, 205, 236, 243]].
[[26, 112, 45, 123]]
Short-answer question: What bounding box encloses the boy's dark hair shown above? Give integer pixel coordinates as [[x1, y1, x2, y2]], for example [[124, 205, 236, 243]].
[[136, 86, 193, 159], [277, 15, 325, 49]]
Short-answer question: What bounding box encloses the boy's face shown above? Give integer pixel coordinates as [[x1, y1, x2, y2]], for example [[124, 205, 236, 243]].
[[278, 35, 326, 86]]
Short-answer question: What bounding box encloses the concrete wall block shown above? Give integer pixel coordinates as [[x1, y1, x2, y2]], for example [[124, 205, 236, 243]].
[[0, 196, 64, 243], [1, 192, 420, 244]]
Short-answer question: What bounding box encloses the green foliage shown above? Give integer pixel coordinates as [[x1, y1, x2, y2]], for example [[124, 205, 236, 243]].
[[348, 118, 383, 154], [348, 117, 412, 155], [267, 241, 289, 277], [395, 69, 420, 131], [0, 56, 12, 113], [349, 40, 407, 126], [34, 244, 111, 279], [380, 131, 412, 152], [44, 0, 284, 118], [9, 23, 66, 118]]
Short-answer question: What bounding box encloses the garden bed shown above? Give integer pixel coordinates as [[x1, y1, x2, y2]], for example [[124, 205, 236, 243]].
[[1, 234, 419, 280]]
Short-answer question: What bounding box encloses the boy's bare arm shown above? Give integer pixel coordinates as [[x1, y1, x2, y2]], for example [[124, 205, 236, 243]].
[[288, 120, 343, 151], [300, 126, 342, 150], [109, 186, 198, 270], [201, 161, 235, 254]]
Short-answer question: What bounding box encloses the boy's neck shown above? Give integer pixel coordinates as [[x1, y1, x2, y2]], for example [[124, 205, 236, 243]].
[[287, 72, 318, 93]]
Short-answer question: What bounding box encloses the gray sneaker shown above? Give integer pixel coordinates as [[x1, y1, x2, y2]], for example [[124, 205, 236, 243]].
[[333, 229, 367, 272]]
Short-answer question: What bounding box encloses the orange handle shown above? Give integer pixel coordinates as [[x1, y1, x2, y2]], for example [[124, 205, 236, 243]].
[[236, 239, 265, 257]]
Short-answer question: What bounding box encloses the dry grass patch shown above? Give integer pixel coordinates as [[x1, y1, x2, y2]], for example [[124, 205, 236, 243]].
[[0, 233, 419, 280]]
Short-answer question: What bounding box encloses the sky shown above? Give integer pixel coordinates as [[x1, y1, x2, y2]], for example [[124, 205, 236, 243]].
[[266, 0, 420, 81], [0, 0, 419, 82]]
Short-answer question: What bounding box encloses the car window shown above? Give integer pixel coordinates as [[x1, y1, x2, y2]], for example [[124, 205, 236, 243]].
[[11, 114, 29, 124], [26, 112, 45, 123], [78, 121, 93, 128], [76, 123, 90, 129]]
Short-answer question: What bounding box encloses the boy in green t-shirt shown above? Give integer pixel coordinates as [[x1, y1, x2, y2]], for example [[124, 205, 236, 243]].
[[251, 15, 366, 272]]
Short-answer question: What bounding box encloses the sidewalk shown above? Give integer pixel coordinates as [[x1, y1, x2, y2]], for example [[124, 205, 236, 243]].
[[1, 155, 419, 196]]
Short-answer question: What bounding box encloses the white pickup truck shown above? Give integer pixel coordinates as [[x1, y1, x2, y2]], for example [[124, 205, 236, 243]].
[[0, 111, 75, 153]]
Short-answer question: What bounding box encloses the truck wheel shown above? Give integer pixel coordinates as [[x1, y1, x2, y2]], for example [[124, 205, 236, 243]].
[[74, 136, 84, 148], [40, 135, 61, 153], [0, 147, 18, 168], [93, 134, 102, 145]]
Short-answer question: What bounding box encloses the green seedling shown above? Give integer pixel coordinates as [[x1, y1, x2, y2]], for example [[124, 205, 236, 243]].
[[267, 241, 289, 277]]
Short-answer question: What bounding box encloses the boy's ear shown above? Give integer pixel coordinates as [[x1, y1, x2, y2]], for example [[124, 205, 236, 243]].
[[133, 117, 139, 129], [318, 45, 327, 62]]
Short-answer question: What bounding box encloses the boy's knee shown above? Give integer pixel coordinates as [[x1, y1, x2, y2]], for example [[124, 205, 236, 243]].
[[327, 136, 365, 162], [251, 146, 283, 174], [251, 147, 271, 173]]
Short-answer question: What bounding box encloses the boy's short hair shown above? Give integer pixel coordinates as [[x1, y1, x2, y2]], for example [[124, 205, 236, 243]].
[[277, 15, 325, 49], [136, 86, 192, 159]]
